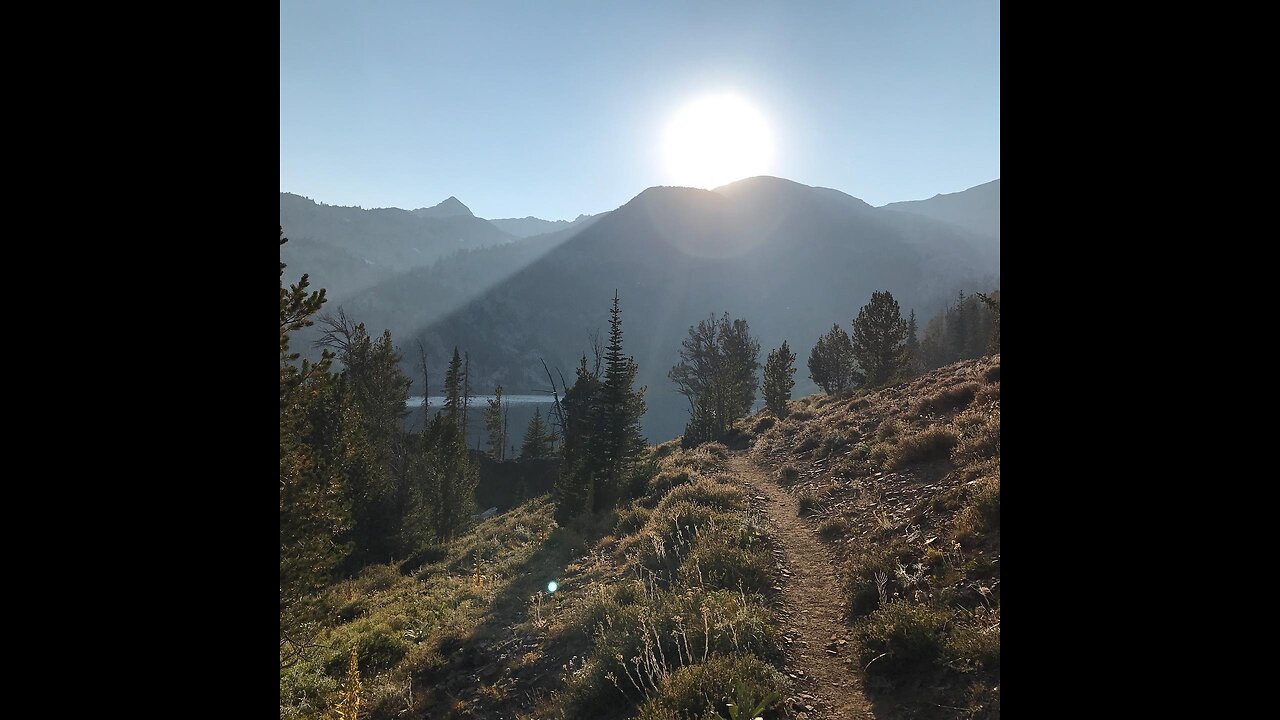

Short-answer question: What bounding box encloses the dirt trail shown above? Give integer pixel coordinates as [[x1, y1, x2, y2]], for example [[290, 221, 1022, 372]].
[[727, 453, 873, 720]]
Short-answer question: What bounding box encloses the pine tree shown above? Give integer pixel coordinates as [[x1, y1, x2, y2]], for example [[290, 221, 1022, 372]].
[[904, 309, 923, 377], [414, 413, 478, 542], [851, 290, 910, 386], [485, 385, 506, 460], [669, 312, 760, 445], [807, 324, 858, 393], [975, 291, 1000, 354], [589, 291, 647, 511], [520, 407, 553, 459], [553, 356, 600, 523], [945, 291, 969, 363], [763, 341, 797, 417], [442, 347, 463, 430]]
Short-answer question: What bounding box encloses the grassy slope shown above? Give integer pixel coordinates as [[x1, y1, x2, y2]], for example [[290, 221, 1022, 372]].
[[746, 355, 1001, 719], [282, 444, 790, 720], [280, 356, 999, 720]]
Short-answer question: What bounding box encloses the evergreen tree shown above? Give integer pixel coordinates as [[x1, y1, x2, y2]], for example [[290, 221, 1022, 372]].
[[762, 341, 797, 417], [442, 347, 463, 430], [851, 290, 910, 386], [945, 291, 969, 363], [669, 312, 760, 445], [975, 291, 1000, 354], [807, 324, 858, 393], [553, 356, 600, 523], [280, 229, 371, 643], [904, 309, 923, 377], [589, 291, 647, 510], [520, 407, 553, 459], [920, 313, 948, 370], [413, 413, 478, 542], [485, 385, 506, 459]]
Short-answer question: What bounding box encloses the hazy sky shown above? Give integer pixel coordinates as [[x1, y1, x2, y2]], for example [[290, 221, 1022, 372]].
[[281, 0, 999, 220]]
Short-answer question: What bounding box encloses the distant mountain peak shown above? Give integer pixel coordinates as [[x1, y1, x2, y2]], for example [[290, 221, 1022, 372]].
[[414, 196, 474, 219]]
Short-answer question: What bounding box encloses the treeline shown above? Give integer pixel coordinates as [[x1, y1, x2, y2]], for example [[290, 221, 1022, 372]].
[[281, 230, 481, 654]]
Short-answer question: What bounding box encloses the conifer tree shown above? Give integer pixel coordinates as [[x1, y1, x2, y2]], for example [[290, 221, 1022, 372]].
[[763, 341, 797, 417], [807, 324, 858, 393], [589, 291, 647, 510], [443, 347, 463, 429], [851, 290, 910, 386], [904, 309, 923, 377], [553, 356, 600, 523], [520, 407, 553, 459], [975, 291, 1000, 354], [485, 385, 506, 460]]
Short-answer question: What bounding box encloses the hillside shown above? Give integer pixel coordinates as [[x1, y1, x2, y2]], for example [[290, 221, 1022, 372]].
[[880, 180, 1000, 246], [489, 213, 597, 238], [279, 357, 1000, 720], [279, 192, 518, 302], [408, 176, 999, 441]]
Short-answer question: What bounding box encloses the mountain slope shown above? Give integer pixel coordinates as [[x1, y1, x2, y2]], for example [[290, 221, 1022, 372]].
[[279, 193, 517, 301], [488, 213, 596, 238], [407, 176, 999, 442], [880, 179, 1000, 241], [411, 195, 475, 219]]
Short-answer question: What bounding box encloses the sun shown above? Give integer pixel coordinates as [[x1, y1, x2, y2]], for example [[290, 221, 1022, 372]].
[[663, 93, 774, 189]]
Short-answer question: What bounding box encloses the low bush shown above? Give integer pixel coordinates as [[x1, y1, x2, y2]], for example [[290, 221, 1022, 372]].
[[855, 601, 949, 675], [890, 426, 958, 469], [916, 382, 982, 416]]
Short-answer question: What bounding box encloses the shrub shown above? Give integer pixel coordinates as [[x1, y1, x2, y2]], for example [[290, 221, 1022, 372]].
[[682, 533, 774, 595], [916, 382, 981, 416], [944, 608, 1001, 672], [954, 476, 1000, 545], [982, 364, 1000, 383], [817, 516, 849, 541], [635, 653, 786, 720], [616, 503, 653, 536], [789, 409, 813, 422], [753, 415, 776, 433], [658, 476, 746, 514], [797, 490, 819, 516], [327, 625, 408, 676], [778, 464, 799, 482], [399, 544, 448, 575], [890, 426, 959, 469], [843, 540, 915, 618], [855, 601, 950, 674]]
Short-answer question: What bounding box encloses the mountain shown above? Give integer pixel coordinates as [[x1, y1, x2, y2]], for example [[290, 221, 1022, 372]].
[[280, 192, 516, 302], [880, 179, 999, 241], [411, 196, 474, 219], [392, 176, 998, 442], [488, 213, 596, 238]]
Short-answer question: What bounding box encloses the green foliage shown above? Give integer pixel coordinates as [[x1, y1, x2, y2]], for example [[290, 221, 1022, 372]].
[[484, 384, 507, 459], [520, 407, 555, 459], [633, 654, 785, 720], [762, 341, 796, 418], [850, 290, 909, 387], [856, 601, 950, 674], [670, 312, 761, 446], [556, 292, 647, 520], [920, 289, 999, 369], [407, 413, 479, 544], [807, 323, 860, 393]]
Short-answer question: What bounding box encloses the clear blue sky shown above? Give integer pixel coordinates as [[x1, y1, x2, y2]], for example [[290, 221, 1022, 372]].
[[281, 0, 999, 220]]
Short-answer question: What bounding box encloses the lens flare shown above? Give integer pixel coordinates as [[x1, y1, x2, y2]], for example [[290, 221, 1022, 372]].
[[547, 581, 558, 593]]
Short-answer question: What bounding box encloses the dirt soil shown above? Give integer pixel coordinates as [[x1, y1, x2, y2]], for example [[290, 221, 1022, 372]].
[[728, 453, 873, 720]]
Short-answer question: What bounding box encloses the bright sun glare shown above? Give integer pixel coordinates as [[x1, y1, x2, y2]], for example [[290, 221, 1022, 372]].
[[663, 93, 773, 189]]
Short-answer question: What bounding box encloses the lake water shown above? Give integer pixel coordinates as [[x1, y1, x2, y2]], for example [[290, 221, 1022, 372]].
[[407, 395, 557, 408]]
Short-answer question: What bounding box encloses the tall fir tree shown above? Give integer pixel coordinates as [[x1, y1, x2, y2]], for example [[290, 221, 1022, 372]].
[[763, 341, 797, 417], [484, 385, 506, 460], [589, 291, 647, 511], [442, 347, 463, 430], [904, 309, 923, 377], [520, 407, 553, 459], [553, 356, 600, 523], [851, 290, 910, 386]]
